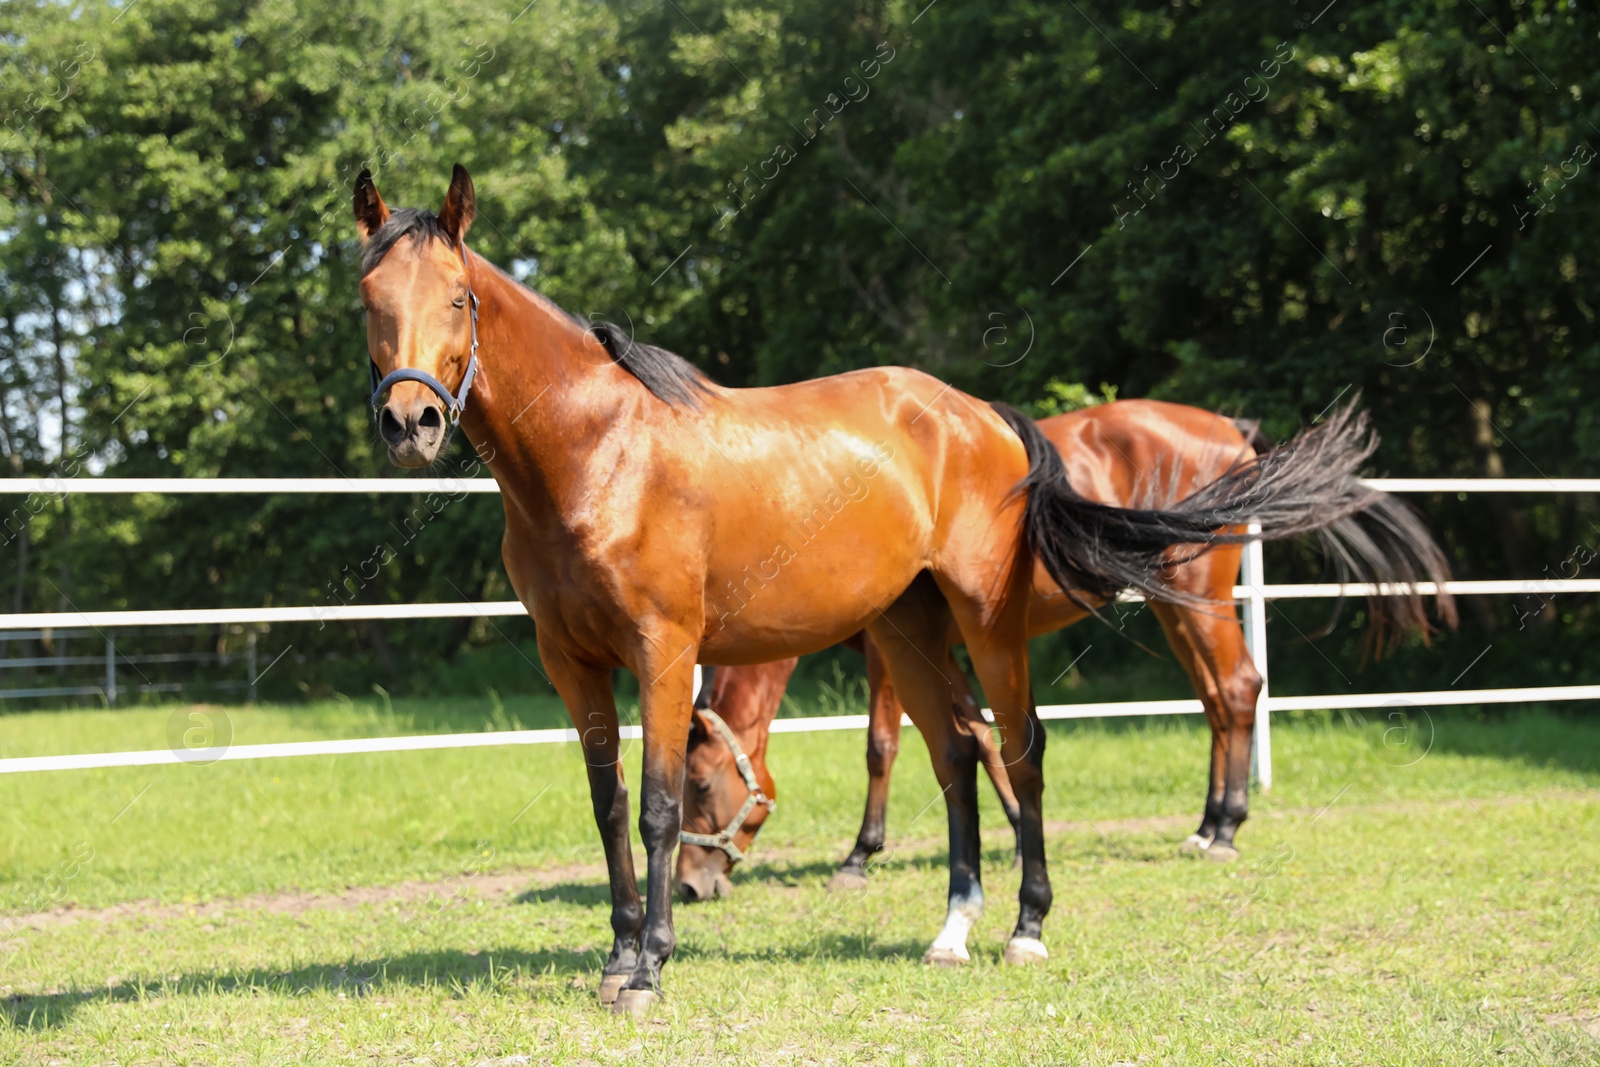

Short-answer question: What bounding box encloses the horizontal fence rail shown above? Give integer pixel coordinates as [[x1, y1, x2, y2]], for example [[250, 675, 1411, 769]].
[[1, 477, 1596, 781], [0, 603, 529, 630], [8, 683, 1600, 777], [0, 477, 502, 495]]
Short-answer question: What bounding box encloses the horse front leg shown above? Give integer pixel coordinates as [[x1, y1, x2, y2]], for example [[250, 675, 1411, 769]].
[[614, 635, 698, 1015], [539, 642, 641, 1006]]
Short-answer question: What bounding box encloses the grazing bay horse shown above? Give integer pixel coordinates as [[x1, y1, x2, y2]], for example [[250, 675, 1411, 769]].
[[354, 164, 1439, 1011], [676, 402, 1457, 907], [676, 633, 1021, 905]]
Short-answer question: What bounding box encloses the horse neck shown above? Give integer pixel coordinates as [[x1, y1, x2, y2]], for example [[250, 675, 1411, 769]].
[[713, 663, 793, 760], [455, 255, 632, 522]]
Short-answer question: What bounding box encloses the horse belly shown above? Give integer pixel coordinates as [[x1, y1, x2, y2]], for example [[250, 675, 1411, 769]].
[[697, 497, 929, 664]]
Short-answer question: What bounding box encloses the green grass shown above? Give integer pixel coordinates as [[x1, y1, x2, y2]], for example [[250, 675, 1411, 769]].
[[1, 698, 1598, 1064]]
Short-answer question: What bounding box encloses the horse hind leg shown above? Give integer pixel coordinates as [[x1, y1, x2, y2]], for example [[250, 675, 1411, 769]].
[[834, 637, 1022, 892], [1177, 715, 1231, 858], [936, 574, 1050, 967], [1155, 601, 1262, 862], [1206, 655, 1261, 861], [1174, 656, 1230, 859], [947, 655, 1023, 865], [832, 633, 902, 890], [863, 577, 986, 966]]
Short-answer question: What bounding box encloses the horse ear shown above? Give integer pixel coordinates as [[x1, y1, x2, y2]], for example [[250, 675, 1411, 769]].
[[352, 169, 390, 240], [438, 163, 476, 243]]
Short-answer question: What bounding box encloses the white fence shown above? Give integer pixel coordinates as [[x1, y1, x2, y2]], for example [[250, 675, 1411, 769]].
[[1, 477, 1596, 784], [0, 628, 260, 704]]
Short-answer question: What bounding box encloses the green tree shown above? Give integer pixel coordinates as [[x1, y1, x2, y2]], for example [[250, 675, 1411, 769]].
[[2, 0, 1596, 701]]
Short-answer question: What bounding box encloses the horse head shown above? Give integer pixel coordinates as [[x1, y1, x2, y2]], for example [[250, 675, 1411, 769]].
[[353, 164, 480, 468]]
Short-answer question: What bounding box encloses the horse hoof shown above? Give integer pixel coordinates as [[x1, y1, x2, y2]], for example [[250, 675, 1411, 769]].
[[1002, 937, 1049, 966], [827, 868, 869, 892], [1205, 841, 1240, 862], [597, 973, 628, 1005], [611, 988, 661, 1017], [923, 946, 969, 967], [1178, 833, 1213, 857]]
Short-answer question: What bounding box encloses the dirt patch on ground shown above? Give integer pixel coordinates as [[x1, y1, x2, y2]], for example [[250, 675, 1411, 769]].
[[1046, 812, 1195, 837], [0, 860, 609, 935], [1543, 1013, 1600, 1040]]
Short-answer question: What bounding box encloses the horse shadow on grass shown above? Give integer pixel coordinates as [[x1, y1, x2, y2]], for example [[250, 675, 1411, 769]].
[[2, 927, 940, 1033], [1, 944, 596, 1032], [512, 870, 944, 968], [6, 857, 985, 1030], [1423, 708, 1600, 782]]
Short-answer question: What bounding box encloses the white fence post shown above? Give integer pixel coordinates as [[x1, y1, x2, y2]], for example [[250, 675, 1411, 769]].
[[104, 634, 118, 707], [247, 631, 259, 703], [1241, 523, 1272, 791]]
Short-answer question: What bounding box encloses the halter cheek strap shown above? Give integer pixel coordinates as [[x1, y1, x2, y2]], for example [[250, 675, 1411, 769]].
[[679, 706, 776, 865], [369, 239, 481, 426]]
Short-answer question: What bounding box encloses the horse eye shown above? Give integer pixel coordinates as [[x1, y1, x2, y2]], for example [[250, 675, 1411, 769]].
[[452, 295, 467, 309]]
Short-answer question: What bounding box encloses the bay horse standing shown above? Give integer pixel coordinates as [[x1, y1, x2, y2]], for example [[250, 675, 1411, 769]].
[[354, 164, 1439, 1011], [676, 402, 1456, 907]]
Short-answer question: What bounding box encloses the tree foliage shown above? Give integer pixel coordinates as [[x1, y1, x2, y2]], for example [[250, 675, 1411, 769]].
[[1, 0, 1595, 698]]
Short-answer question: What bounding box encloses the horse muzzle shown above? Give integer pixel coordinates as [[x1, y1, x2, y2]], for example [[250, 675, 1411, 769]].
[[378, 394, 447, 468], [675, 858, 734, 903]]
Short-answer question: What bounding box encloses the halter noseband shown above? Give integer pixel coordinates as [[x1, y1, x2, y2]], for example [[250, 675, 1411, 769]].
[[369, 238, 481, 426], [679, 706, 776, 865]]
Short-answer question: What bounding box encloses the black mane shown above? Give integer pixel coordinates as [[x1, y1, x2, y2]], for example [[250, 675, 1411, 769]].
[[581, 319, 713, 410], [360, 208, 713, 410]]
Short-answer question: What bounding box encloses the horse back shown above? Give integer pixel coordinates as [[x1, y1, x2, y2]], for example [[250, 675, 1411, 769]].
[[1038, 400, 1257, 510]]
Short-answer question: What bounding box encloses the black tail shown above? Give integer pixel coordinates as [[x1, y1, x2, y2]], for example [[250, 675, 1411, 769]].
[[990, 400, 1457, 652], [1309, 493, 1458, 651]]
